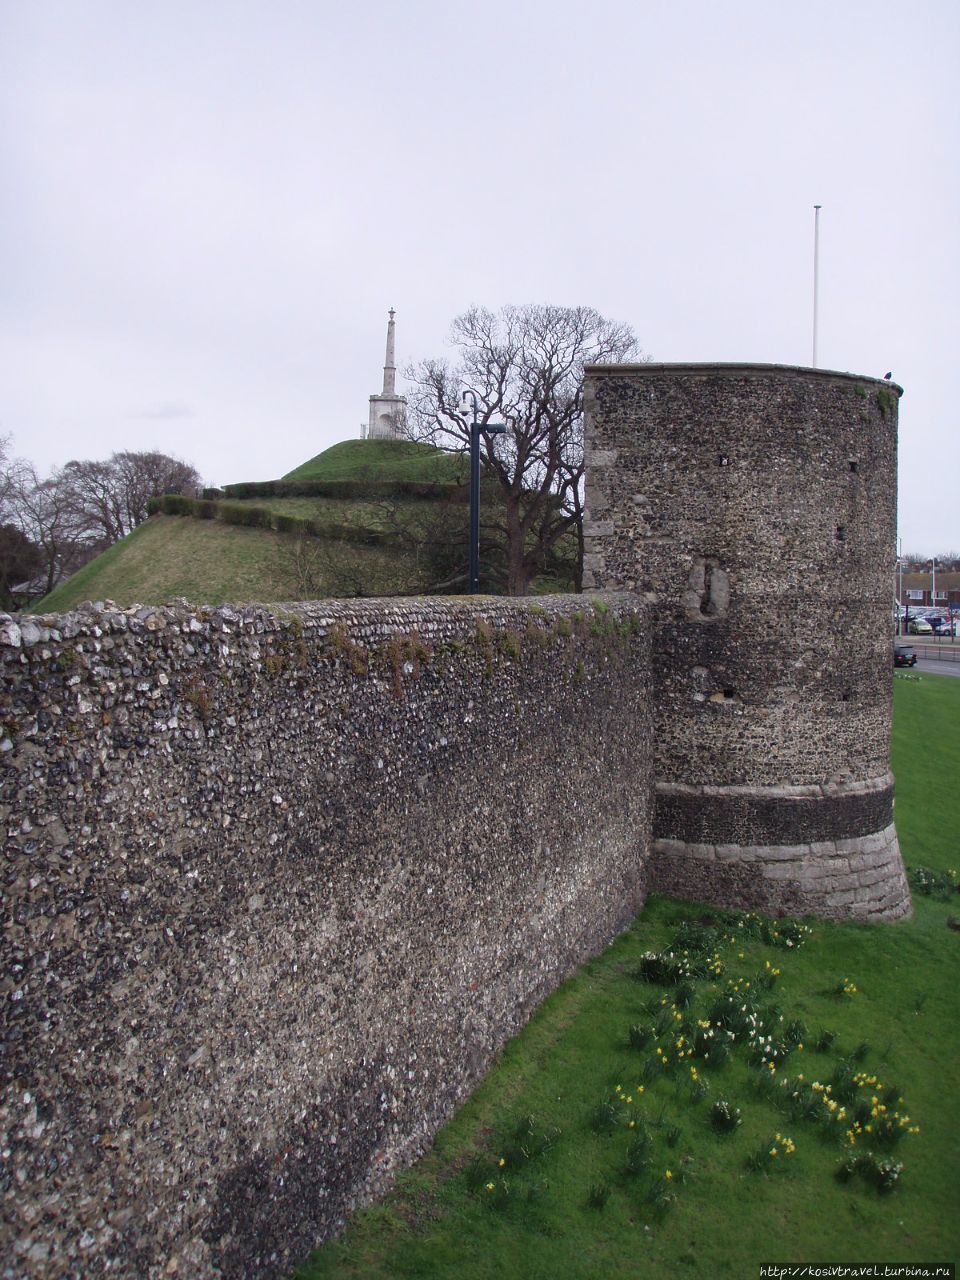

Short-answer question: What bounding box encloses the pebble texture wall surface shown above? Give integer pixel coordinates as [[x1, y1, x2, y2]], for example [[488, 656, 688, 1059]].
[[1, 595, 651, 1279], [582, 363, 910, 921]]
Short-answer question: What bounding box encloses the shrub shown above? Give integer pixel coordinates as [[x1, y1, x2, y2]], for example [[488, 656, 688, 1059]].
[[836, 1152, 904, 1193], [589, 1097, 620, 1133], [273, 512, 310, 535], [623, 1134, 652, 1177], [636, 950, 698, 985], [910, 865, 958, 899], [672, 920, 724, 956], [221, 478, 466, 502], [784, 1019, 807, 1048], [710, 1099, 742, 1134], [586, 1182, 610, 1209], [628, 1023, 653, 1051], [498, 1114, 559, 1166], [644, 1178, 676, 1216], [217, 502, 270, 529], [159, 493, 196, 516], [747, 1132, 796, 1171]]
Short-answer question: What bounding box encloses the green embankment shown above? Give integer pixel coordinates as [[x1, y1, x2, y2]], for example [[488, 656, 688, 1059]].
[[281, 439, 467, 484], [295, 673, 960, 1279], [34, 516, 424, 611], [30, 439, 482, 612]]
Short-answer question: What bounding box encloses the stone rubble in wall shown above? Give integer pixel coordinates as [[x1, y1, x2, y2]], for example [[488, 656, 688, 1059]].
[[0, 592, 652, 1280]]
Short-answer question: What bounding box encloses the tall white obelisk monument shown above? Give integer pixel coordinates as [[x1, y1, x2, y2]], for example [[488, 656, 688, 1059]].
[[365, 309, 407, 439]]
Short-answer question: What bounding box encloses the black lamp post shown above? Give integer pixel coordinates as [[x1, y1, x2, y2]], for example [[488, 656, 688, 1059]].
[[462, 391, 506, 594]]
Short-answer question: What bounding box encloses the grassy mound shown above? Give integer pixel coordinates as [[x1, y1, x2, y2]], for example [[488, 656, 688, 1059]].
[[281, 439, 467, 484], [294, 672, 960, 1278], [32, 516, 428, 611], [30, 434, 579, 610]]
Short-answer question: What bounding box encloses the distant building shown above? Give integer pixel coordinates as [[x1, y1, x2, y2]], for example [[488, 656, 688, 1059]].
[[362, 309, 407, 440], [9, 576, 55, 607], [897, 570, 960, 610]]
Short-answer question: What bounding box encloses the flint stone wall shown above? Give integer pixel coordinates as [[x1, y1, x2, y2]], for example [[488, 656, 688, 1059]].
[[1, 594, 651, 1279]]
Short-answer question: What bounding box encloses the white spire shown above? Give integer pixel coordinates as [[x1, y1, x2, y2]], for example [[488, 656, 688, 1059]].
[[382, 308, 396, 396], [366, 308, 406, 440]]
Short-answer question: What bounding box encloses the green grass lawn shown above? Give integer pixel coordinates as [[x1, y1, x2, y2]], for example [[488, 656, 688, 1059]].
[[295, 672, 960, 1278], [281, 439, 467, 484], [32, 516, 427, 611], [252, 494, 465, 534]]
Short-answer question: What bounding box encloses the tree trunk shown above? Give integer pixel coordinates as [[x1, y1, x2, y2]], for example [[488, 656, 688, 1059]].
[[502, 497, 533, 596], [573, 514, 585, 592], [504, 532, 533, 596]]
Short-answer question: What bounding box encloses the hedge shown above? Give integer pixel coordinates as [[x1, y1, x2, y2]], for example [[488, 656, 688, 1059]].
[[146, 492, 417, 547], [221, 479, 467, 501]]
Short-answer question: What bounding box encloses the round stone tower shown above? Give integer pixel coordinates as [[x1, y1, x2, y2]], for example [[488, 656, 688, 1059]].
[[582, 362, 910, 921]]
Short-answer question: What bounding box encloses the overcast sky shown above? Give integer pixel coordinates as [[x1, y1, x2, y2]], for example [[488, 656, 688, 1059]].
[[2, 0, 957, 554]]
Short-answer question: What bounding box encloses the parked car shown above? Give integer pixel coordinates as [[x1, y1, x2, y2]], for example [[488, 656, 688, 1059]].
[[929, 616, 955, 636], [894, 645, 918, 668], [908, 618, 933, 635]]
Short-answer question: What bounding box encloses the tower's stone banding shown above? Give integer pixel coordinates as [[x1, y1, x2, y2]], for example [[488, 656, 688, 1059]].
[[583, 362, 910, 921]]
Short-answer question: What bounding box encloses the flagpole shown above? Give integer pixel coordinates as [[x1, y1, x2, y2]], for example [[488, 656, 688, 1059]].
[[812, 205, 822, 367]]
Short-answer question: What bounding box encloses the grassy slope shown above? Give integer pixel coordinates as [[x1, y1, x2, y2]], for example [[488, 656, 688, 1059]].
[[296, 673, 960, 1278], [31, 442, 477, 611], [281, 439, 467, 483], [33, 516, 422, 611], [33, 438, 579, 611], [252, 494, 464, 533]]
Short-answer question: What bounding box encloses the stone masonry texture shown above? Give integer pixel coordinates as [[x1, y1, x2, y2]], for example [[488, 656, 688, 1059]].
[[0, 595, 651, 1278], [582, 362, 911, 922]]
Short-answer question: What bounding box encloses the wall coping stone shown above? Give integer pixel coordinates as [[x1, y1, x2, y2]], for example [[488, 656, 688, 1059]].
[[584, 362, 904, 395], [0, 592, 642, 655]]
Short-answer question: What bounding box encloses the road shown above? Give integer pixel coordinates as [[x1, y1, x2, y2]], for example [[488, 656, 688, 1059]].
[[914, 657, 960, 678], [894, 637, 960, 679]]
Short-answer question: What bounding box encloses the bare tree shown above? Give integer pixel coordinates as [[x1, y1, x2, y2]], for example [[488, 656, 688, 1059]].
[[5, 463, 94, 596], [59, 458, 127, 544], [62, 450, 202, 543], [0, 434, 12, 518], [0, 436, 43, 604], [0, 436, 26, 532], [0, 524, 41, 606], [0, 441, 203, 599], [404, 304, 641, 595], [114, 450, 201, 529]]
